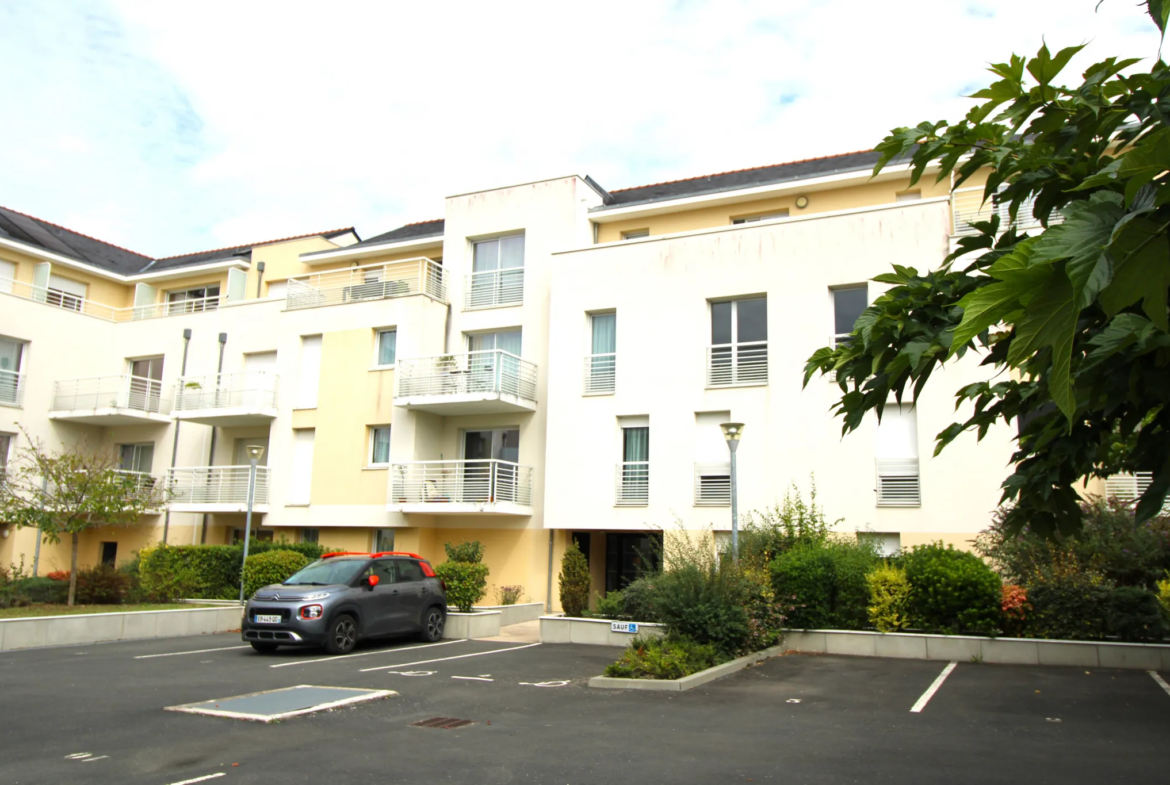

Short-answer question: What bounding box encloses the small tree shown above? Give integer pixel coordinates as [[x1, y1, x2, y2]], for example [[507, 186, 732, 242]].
[[435, 540, 489, 613], [0, 429, 165, 606], [558, 540, 591, 617]]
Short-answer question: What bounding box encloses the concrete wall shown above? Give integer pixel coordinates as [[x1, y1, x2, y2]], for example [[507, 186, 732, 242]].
[[0, 606, 242, 651]]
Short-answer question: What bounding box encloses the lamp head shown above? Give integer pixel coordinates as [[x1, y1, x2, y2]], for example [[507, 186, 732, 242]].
[[720, 422, 745, 442], [246, 445, 266, 461]]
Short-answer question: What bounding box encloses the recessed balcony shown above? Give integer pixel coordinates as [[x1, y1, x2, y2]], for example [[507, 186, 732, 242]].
[[166, 466, 270, 513], [114, 470, 167, 511], [394, 350, 537, 415], [284, 258, 445, 310], [389, 460, 533, 516], [171, 372, 278, 426], [49, 375, 172, 425]]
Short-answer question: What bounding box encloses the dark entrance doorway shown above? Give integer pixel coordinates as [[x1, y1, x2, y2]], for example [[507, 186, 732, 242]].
[[604, 532, 662, 594], [100, 542, 117, 566]]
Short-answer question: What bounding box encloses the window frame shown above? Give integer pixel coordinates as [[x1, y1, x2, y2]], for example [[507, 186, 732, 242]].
[[831, 285, 869, 348], [373, 328, 397, 369], [117, 442, 156, 474], [731, 210, 789, 225], [368, 425, 391, 468], [621, 229, 649, 240]]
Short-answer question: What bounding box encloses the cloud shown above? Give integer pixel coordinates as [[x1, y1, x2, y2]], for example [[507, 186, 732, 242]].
[[0, 0, 1162, 256]]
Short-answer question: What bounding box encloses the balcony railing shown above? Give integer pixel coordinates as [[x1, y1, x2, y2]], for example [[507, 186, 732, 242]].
[[285, 258, 445, 311], [167, 466, 270, 506], [396, 350, 537, 402], [464, 268, 524, 310], [1104, 472, 1170, 512], [706, 341, 768, 388], [0, 369, 24, 407], [0, 278, 227, 322], [616, 461, 649, 506], [51, 375, 170, 414], [951, 187, 1061, 236], [876, 459, 921, 507], [584, 353, 616, 395], [172, 372, 278, 413], [114, 470, 166, 508], [694, 462, 731, 506], [391, 460, 532, 506]]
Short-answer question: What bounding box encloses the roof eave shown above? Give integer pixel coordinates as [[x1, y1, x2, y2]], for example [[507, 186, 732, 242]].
[[299, 234, 444, 265]]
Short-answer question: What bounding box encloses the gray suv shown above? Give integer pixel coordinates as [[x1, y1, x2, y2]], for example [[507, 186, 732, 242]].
[[242, 552, 447, 655]]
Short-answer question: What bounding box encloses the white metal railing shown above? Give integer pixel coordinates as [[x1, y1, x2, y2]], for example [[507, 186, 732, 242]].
[[1104, 472, 1170, 512], [114, 470, 166, 507], [951, 187, 1062, 236], [153, 296, 222, 318], [172, 371, 278, 413], [876, 459, 921, 507], [0, 278, 227, 322], [391, 460, 533, 506], [285, 258, 445, 311], [51, 374, 170, 414], [167, 466, 270, 506], [584, 353, 616, 395], [464, 267, 524, 310], [694, 462, 731, 506], [0, 369, 24, 406], [706, 341, 768, 387], [395, 350, 537, 402], [616, 461, 649, 506]]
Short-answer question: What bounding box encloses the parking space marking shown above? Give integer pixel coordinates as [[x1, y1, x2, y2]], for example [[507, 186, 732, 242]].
[[519, 680, 569, 688], [910, 661, 957, 713], [1150, 671, 1170, 697], [166, 774, 226, 785], [452, 676, 494, 681], [134, 645, 251, 660], [269, 639, 462, 669], [83, 756, 110, 762], [360, 642, 542, 672]]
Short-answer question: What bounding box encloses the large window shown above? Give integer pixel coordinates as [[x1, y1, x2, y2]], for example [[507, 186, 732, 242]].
[[0, 337, 26, 406], [708, 297, 768, 387], [288, 429, 315, 505], [876, 404, 920, 507], [166, 285, 220, 314], [47, 274, 87, 311], [376, 329, 397, 367], [118, 443, 155, 474], [369, 426, 391, 467], [617, 423, 649, 506], [296, 335, 322, 409], [693, 411, 731, 506], [467, 233, 525, 309], [586, 313, 616, 394], [833, 286, 868, 347]]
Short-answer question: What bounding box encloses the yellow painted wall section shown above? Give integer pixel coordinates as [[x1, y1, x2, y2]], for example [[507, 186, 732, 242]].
[[423, 527, 551, 608], [251, 237, 444, 295]]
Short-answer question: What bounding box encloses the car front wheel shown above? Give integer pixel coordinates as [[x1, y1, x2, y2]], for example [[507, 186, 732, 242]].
[[419, 607, 445, 642], [325, 615, 358, 655]]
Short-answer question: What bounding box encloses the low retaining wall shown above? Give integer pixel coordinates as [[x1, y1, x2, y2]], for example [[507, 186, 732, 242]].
[[540, 615, 666, 647], [590, 644, 787, 692], [444, 611, 501, 640], [0, 606, 243, 652], [471, 602, 544, 627], [784, 629, 1170, 671]]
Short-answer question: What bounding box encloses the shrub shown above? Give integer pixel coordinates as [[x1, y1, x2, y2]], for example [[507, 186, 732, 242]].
[[436, 562, 490, 613], [743, 566, 788, 651], [902, 543, 1001, 634], [46, 570, 70, 582], [0, 559, 36, 607], [1158, 572, 1170, 614], [1001, 584, 1031, 637], [739, 478, 836, 568], [495, 584, 524, 606], [593, 589, 625, 619], [603, 634, 723, 680], [650, 562, 752, 657], [75, 565, 130, 604], [444, 541, 485, 564], [139, 541, 327, 600], [558, 540, 591, 617], [243, 550, 311, 600], [20, 576, 68, 604], [1024, 571, 1110, 640], [770, 540, 880, 629], [867, 564, 911, 632], [619, 577, 660, 622], [1105, 586, 1170, 642]]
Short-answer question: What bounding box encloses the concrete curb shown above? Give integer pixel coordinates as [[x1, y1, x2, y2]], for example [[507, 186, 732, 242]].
[[0, 606, 243, 652], [473, 603, 544, 627], [540, 615, 666, 647], [443, 610, 502, 640], [589, 643, 787, 692], [782, 629, 1170, 671]]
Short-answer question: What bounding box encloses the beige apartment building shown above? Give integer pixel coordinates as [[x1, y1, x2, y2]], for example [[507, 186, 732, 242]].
[[1, 149, 1054, 608]]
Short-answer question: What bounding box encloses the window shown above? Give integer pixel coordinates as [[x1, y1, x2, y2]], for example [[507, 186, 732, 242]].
[[396, 560, 424, 582], [47, 274, 87, 311], [586, 313, 616, 394], [617, 421, 649, 506], [297, 335, 322, 409], [621, 229, 649, 240], [467, 330, 531, 399], [288, 429, 315, 505], [232, 528, 273, 544], [0, 260, 14, 294], [100, 542, 118, 566], [375, 329, 397, 367], [369, 426, 391, 466], [0, 337, 26, 406], [118, 444, 155, 474], [876, 404, 920, 506], [732, 210, 789, 225], [467, 233, 525, 309], [166, 285, 220, 314], [694, 412, 731, 506], [896, 190, 922, 202], [127, 357, 164, 412], [858, 532, 901, 556], [0, 432, 12, 481], [833, 286, 868, 347], [708, 297, 768, 387], [301, 528, 320, 544], [374, 529, 395, 553]]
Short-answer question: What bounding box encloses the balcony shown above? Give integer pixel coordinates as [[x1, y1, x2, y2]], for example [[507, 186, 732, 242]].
[[0, 279, 224, 322], [0, 369, 24, 407], [49, 375, 171, 425], [876, 459, 921, 507], [694, 463, 731, 506], [615, 462, 649, 506], [584, 353, 616, 395], [171, 371, 279, 426], [166, 466, 270, 513], [464, 268, 523, 310], [1104, 472, 1170, 512], [389, 460, 533, 516], [706, 342, 768, 388], [951, 187, 1062, 236], [284, 258, 445, 311], [114, 470, 167, 510], [394, 350, 537, 415]]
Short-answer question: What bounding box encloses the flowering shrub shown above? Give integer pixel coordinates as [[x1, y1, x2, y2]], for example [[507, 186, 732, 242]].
[[494, 584, 524, 606], [46, 570, 70, 582], [1001, 584, 1031, 637]]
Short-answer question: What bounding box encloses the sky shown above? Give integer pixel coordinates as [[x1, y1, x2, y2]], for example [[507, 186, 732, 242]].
[[0, 0, 1163, 258]]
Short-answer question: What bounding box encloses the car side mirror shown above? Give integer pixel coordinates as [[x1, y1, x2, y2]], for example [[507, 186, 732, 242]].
[[364, 574, 380, 589]]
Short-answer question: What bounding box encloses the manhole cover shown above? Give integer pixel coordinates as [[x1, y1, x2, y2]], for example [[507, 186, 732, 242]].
[[411, 717, 475, 730], [166, 685, 396, 723]]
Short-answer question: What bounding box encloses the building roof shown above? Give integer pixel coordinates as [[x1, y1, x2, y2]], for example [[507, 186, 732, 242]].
[[347, 219, 444, 250], [600, 149, 884, 209], [144, 228, 357, 272]]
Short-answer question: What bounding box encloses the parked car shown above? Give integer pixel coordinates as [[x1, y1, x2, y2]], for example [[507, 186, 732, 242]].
[[241, 551, 447, 654]]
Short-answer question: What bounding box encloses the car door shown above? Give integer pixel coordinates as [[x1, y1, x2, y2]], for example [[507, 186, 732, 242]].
[[391, 559, 430, 631], [360, 560, 400, 637]]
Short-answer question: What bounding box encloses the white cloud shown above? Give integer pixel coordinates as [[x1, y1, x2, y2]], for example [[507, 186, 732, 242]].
[[0, 0, 1162, 256]]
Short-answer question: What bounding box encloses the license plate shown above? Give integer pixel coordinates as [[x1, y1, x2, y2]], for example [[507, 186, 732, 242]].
[[254, 614, 282, 624]]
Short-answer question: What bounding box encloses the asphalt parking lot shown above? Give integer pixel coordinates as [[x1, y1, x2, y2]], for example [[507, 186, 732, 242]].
[[1, 632, 1167, 784]]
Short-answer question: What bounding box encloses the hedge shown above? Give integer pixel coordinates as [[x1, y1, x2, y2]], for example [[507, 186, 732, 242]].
[[139, 541, 327, 600]]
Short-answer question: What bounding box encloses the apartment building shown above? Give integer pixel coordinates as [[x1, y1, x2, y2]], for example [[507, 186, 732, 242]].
[[0, 149, 1038, 607]]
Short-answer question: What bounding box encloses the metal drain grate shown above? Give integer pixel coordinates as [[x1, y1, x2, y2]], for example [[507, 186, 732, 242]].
[[411, 717, 475, 730]]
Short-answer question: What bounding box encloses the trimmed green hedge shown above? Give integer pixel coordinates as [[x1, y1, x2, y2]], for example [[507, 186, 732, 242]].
[[243, 550, 311, 599], [139, 541, 327, 600]]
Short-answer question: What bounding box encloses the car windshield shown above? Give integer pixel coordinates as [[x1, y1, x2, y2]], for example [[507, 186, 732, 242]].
[[283, 559, 367, 586]]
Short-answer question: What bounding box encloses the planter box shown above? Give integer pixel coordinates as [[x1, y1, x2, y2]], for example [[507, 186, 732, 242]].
[[472, 602, 544, 627], [589, 643, 787, 692], [0, 606, 243, 652], [443, 610, 501, 640], [782, 629, 1170, 671], [539, 614, 666, 647]]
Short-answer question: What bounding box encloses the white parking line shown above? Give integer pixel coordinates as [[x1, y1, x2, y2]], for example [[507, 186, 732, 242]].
[[165, 774, 226, 785], [910, 662, 957, 713], [360, 642, 541, 672], [1150, 671, 1170, 697], [452, 676, 494, 682], [269, 639, 462, 669], [134, 645, 251, 660], [82, 756, 109, 762]]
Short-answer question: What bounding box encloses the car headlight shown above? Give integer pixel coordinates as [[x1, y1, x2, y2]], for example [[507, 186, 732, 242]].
[[301, 591, 331, 601], [300, 604, 324, 620]]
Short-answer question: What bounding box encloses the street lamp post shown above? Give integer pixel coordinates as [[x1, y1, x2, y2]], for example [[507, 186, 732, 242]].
[[239, 444, 265, 603], [719, 423, 745, 564]]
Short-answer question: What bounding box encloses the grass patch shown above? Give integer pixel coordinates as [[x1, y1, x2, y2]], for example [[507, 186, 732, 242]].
[[0, 603, 189, 619]]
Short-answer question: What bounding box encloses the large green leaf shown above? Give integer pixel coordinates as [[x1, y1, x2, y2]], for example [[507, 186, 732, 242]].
[[1099, 215, 1170, 331], [1025, 42, 1085, 88], [949, 239, 1045, 354], [1005, 269, 1077, 420], [1031, 192, 1123, 308]]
